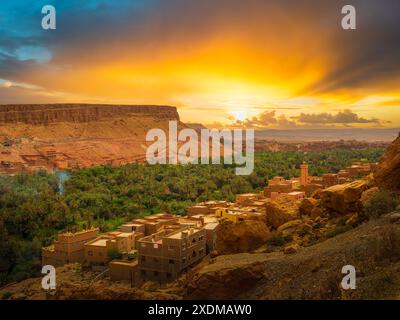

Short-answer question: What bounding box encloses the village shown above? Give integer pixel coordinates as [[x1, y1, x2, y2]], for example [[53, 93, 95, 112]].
[[0, 138, 146, 175], [0, 134, 384, 176], [41, 160, 376, 285], [0, 138, 73, 174]]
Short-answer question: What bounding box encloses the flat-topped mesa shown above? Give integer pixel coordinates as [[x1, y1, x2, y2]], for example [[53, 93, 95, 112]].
[[0, 104, 180, 125]]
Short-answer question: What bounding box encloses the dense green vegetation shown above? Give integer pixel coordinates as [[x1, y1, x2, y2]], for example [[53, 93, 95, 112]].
[[0, 148, 384, 285]]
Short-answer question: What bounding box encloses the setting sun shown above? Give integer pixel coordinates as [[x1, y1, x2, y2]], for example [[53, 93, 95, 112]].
[[230, 110, 247, 121]]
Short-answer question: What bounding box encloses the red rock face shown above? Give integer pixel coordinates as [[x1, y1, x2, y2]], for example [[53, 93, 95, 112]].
[[374, 135, 400, 190], [0, 104, 180, 125], [0, 104, 183, 173]]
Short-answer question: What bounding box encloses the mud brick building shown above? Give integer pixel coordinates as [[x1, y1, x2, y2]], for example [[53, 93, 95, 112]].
[[42, 228, 99, 267], [84, 231, 142, 265], [137, 227, 206, 282]]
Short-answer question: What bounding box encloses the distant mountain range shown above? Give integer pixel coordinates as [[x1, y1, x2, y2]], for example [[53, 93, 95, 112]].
[[255, 128, 399, 142]]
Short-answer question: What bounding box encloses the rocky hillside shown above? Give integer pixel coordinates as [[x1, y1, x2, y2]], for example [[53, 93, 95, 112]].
[[180, 135, 400, 300], [374, 135, 400, 190], [0, 104, 187, 171], [0, 264, 179, 300], [183, 212, 400, 299], [1, 132, 398, 300], [2, 211, 399, 300]]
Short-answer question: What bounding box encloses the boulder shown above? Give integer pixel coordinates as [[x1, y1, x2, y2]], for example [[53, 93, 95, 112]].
[[265, 198, 300, 228], [319, 180, 370, 214], [310, 207, 324, 220], [184, 253, 268, 299], [210, 250, 219, 258], [361, 187, 380, 206], [299, 198, 318, 216], [300, 223, 313, 233], [389, 213, 400, 223], [215, 220, 271, 254], [284, 244, 300, 254], [277, 219, 302, 232]]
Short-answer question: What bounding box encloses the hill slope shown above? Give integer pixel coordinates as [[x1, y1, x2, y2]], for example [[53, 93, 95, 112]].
[[0, 104, 184, 172], [183, 212, 400, 299]]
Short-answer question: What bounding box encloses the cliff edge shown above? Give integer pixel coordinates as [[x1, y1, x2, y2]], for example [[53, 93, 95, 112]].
[[0, 104, 183, 172], [374, 135, 400, 190], [0, 104, 179, 125]]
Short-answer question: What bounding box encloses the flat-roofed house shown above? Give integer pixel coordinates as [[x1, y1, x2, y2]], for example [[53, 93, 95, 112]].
[[109, 259, 139, 282], [42, 228, 99, 267], [235, 193, 261, 204], [287, 191, 306, 200], [187, 205, 210, 216], [119, 223, 146, 235], [137, 227, 206, 282], [131, 214, 179, 236], [84, 231, 141, 265]]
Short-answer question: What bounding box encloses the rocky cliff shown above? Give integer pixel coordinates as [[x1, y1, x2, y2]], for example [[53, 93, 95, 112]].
[[307, 135, 400, 217], [374, 135, 400, 190], [0, 104, 179, 125], [0, 104, 185, 172], [319, 179, 371, 215]]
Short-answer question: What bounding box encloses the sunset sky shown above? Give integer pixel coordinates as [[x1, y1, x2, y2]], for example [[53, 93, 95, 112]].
[[0, 0, 400, 128]]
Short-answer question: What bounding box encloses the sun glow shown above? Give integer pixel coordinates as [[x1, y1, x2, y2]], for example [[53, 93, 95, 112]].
[[230, 110, 247, 121]]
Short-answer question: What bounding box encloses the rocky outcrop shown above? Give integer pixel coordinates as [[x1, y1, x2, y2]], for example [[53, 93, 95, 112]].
[[299, 197, 326, 219], [184, 253, 268, 299], [360, 187, 380, 206], [0, 104, 180, 125], [215, 220, 271, 254], [4, 214, 400, 300], [184, 214, 400, 299], [265, 198, 300, 228], [319, 180, 371, 215], [299, 198, 318, 216], [374, 135, 400, 190]]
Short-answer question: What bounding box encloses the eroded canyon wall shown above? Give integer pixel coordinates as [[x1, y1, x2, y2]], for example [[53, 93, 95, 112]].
[[0, 104, 179, 125], [0, 104, 183, 173]]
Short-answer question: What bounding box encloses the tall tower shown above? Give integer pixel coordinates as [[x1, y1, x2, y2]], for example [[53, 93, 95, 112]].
[[300, 162, 309, 186]]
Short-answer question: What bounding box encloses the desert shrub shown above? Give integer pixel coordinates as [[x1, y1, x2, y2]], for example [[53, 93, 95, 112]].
[[1, 292, 12, 300], [283, 234, 293, 242], [266, 233, 286, 246], [363, 190, 398, 219], [325, 225, 353, 239]]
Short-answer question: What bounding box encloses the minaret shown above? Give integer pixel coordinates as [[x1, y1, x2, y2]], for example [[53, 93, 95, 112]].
[[300, 161, 308, 186]]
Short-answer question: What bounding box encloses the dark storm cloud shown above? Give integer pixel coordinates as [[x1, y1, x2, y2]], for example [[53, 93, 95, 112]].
[[0, 0, 399, 95], [302, 0, 400, 94], [0, 1, 155, 80], [158, 0, 400, 95]]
